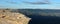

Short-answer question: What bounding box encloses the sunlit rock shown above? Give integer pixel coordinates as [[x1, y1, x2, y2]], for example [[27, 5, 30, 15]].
[[0, 9, 31, 24]]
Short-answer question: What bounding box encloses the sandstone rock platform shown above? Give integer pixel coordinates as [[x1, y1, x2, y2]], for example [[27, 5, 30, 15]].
[[0, 9, 31, 24]]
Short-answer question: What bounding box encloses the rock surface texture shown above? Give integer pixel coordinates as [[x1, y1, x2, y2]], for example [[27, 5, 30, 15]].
[[0, 9, 31, 24]]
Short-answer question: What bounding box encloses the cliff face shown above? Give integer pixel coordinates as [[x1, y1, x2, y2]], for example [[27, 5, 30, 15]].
[[0, 9, 31, 24]]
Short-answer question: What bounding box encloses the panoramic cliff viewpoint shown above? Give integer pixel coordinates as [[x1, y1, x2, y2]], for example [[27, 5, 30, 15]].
[[0, 9, 31, 24]]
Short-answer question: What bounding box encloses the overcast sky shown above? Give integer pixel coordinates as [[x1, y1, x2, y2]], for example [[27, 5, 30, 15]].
[[0, 0, 60, 9]]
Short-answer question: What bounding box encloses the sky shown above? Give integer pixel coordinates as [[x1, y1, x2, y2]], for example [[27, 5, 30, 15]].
[[0, 0, 60, 9]]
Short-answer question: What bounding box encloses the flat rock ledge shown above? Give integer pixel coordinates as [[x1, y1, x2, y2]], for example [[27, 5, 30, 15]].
[[0, 9, 31, 24]]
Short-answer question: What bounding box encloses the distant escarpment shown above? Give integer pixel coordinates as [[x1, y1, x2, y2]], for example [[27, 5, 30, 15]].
[[17, 9, 60, 16]]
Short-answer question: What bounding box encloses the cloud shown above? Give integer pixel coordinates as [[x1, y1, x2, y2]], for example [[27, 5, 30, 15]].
[[0, 0, 17, 4], [2, 0, 17, 4], [25, 2, 49, 4], [22, 0, 49, 5]]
